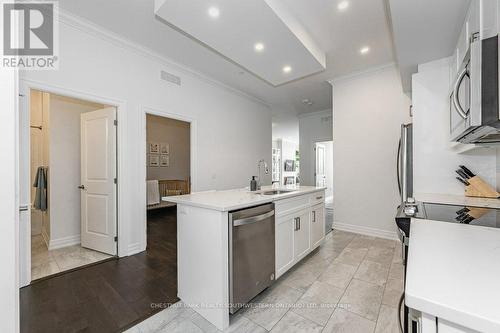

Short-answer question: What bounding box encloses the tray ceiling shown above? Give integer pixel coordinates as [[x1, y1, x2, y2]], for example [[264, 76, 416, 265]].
[[154, 0, 326, 86]]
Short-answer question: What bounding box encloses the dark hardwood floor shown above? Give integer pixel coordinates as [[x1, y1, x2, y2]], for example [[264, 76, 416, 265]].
[[20, 206, 179, 333]]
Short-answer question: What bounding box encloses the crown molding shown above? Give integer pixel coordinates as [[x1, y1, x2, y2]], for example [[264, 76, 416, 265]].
[[56, 8, 270, 108]]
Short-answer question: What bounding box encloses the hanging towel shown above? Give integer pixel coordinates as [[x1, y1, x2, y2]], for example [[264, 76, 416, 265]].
[[147, 180, 160, 206], [33, 167, 47, 211]]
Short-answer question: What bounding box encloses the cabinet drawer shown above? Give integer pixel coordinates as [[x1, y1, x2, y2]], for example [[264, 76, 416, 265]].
[[275, 196, 309, 217], [309, 191, 325, 206]]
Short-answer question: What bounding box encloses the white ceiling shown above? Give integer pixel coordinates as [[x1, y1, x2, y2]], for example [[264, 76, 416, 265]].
[[388, 0, 471, 93], [58, 0, 395, 115], [155, 0, 326, 85]]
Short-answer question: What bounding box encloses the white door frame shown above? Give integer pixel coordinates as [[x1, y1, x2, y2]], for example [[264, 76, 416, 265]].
[[140, 106, 197, 251], [18, 79, 128, 287]]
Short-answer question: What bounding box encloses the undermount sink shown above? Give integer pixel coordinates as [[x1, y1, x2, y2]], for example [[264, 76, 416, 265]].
[[261, 190, 295, 195]]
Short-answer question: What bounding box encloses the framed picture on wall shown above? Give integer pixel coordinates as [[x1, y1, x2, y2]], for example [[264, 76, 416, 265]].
[[160, 143, 170, 155], [160, 155, 169, 167], [149, 154, 160, 167], [149, 142, 160, 154]]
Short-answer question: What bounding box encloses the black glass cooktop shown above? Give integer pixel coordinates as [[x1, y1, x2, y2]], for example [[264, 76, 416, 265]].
[[395, 201, 500, 237], [423, 203, 500, 228]]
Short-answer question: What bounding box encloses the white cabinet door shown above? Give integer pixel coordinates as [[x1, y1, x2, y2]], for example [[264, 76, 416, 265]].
[[437, 318, 476, 333], [293, 210, 310, 261], [310, 203, 325, 249], [456, 16, 469, 67], [275, 214, 295, 278], [468, 0, 480, 39]]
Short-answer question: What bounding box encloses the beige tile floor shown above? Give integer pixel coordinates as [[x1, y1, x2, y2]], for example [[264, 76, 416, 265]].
[[126, 230, 405, 333], [31, 235, 113, 280]]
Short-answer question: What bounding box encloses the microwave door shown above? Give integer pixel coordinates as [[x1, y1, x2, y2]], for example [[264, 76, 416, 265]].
[[450, 63, 471, 140]]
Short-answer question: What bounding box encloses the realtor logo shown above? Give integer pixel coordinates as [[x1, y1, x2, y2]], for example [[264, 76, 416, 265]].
[[2, 1, 58, 69]]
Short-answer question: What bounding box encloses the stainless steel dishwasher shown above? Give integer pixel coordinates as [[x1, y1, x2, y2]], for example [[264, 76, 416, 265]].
[[229, 203, 275, 314]]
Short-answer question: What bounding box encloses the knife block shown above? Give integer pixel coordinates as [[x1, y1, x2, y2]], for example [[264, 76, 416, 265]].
[[465, 176, 500, 198]]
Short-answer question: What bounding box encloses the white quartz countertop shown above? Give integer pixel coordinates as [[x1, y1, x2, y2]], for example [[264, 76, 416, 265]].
[[163, 185, 325, 211], [415, 192, 500, 209], [406, 219, 500, 332]]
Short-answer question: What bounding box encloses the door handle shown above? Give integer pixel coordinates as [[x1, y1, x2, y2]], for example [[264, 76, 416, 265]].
[[233, 210, 274, 227], [452, 67, 470, 120], [298, 217, 301, 230], [312, 211, 316, 222], [78, 185, 85, 190]]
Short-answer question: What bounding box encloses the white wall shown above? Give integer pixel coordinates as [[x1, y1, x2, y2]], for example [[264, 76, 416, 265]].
[[272, 109, 299, 144], [299, 109, 333, 186], [146, 114, 190, 181], [413, 58, 498, 195], [20, 13, 272, 255], [0, 58, 19, 332], [49, 95, 104, 246], [332, 65, 411, 239]]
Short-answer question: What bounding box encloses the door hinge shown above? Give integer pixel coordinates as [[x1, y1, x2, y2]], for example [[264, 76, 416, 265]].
[[114, 178, 117, 184], [114, 236, 118, 242], [19, 94, 25, 97], [114, 119, 118, 126]]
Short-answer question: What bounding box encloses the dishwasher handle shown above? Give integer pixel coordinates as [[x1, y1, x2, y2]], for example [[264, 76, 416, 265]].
[[233, 210, 275, 227]]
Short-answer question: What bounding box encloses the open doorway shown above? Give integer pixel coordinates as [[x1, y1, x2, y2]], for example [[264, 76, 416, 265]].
[[315, 141, 333, 234], [28, 90, 117, 281], [145, 113, 190, 251]]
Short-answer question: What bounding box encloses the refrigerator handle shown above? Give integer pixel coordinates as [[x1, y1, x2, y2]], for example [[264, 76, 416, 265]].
[[397, 138, 402, 197]]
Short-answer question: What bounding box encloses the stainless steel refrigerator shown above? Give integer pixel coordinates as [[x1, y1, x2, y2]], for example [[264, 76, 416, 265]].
[[397, 123, 413, 203]]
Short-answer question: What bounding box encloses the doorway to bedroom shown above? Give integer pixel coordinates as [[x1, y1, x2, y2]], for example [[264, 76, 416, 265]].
[[145, 113, 190, 254]]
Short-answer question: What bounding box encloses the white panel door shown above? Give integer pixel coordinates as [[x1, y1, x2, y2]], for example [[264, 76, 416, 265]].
[[315, 144, 326, 187], [80, 107, 117, 255]]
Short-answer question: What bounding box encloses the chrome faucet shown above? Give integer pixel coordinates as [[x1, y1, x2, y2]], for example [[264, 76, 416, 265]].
[[257, 159, 269, 190]]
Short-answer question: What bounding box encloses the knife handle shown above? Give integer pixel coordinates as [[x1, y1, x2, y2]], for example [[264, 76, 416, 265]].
[[459, 165, 475, 178]]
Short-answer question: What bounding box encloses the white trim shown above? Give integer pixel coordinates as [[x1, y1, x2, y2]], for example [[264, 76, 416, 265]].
[[48, 235, 80, 250], [56, 8, 269, 108], [140, 106, 197, 252], [333, 222, 399, 241], [127, 242, 144, 256], [18, 79, 129, 287], [329, 62, 396, 84]]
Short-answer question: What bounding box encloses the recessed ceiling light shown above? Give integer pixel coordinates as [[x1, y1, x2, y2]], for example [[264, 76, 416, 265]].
[[360, 46, 370, 54], [254, 43, 265, 52], [283, 65, 292, 73], [208, 7, 220, 18], [337, 1, 349, 11]]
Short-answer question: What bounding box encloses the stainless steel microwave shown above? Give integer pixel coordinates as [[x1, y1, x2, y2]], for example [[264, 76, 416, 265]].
[[450, 35, 500, 144]]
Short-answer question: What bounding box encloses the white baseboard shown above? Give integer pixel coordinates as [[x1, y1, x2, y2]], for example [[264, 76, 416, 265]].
[[48, 235, 81, 250], [128, 242, 145, 256], [333, 222, 399, 241]]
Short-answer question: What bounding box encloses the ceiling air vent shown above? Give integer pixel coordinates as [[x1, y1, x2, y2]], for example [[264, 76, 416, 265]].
[[160, 70, 181, 86]]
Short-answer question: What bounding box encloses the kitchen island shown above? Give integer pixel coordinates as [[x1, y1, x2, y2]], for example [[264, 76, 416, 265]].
[[406, 218, 500, 332], [165, 185, 326, 330]]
